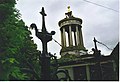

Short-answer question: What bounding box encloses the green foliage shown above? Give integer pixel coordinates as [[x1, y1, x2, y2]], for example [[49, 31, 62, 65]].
[[61, 45, 85, 52], [0, 0, 41, 80], [58, 53, 79, 63], [0, 58, 28, 80], [10, 67, 28, 80], [0, 0, 16, 22]]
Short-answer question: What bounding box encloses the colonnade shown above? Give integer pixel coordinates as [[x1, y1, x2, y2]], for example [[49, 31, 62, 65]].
[[61, 25, 84, 48]]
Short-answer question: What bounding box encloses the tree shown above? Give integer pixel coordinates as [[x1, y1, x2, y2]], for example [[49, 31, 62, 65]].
[[0, 0, 41, 80]]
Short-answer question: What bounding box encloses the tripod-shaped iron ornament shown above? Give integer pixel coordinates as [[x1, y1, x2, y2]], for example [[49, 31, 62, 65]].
[[30, 7, 55, 80]]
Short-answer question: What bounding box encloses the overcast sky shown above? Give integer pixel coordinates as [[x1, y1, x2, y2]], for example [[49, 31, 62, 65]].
[[16, 0, 119, 57]]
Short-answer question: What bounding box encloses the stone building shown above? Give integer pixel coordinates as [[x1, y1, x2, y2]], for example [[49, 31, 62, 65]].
[[56, 7, 118, 81]]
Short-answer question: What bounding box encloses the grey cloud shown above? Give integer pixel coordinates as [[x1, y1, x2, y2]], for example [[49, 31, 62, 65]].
[[16, 0, 119, 56]]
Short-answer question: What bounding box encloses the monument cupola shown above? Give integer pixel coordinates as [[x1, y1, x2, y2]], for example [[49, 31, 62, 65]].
[[58, 6, 86, 56]]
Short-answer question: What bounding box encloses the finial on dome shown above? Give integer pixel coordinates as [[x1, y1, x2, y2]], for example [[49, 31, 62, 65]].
[[65, 6, 73, 18], [67, 6, 71, 12]]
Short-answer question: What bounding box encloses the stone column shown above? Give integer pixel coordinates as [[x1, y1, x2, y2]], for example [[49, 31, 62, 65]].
[[63, 28, 66, 47], [112, 60, 117, 80], [76, 25, 80, 46], [86, 65, 90, 80], [61, 30, 64, 47], [68, 32, 70, 46], [79, 28, 84, 47], [74, 31, 77, 46], [68, 25, 73, 46]]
